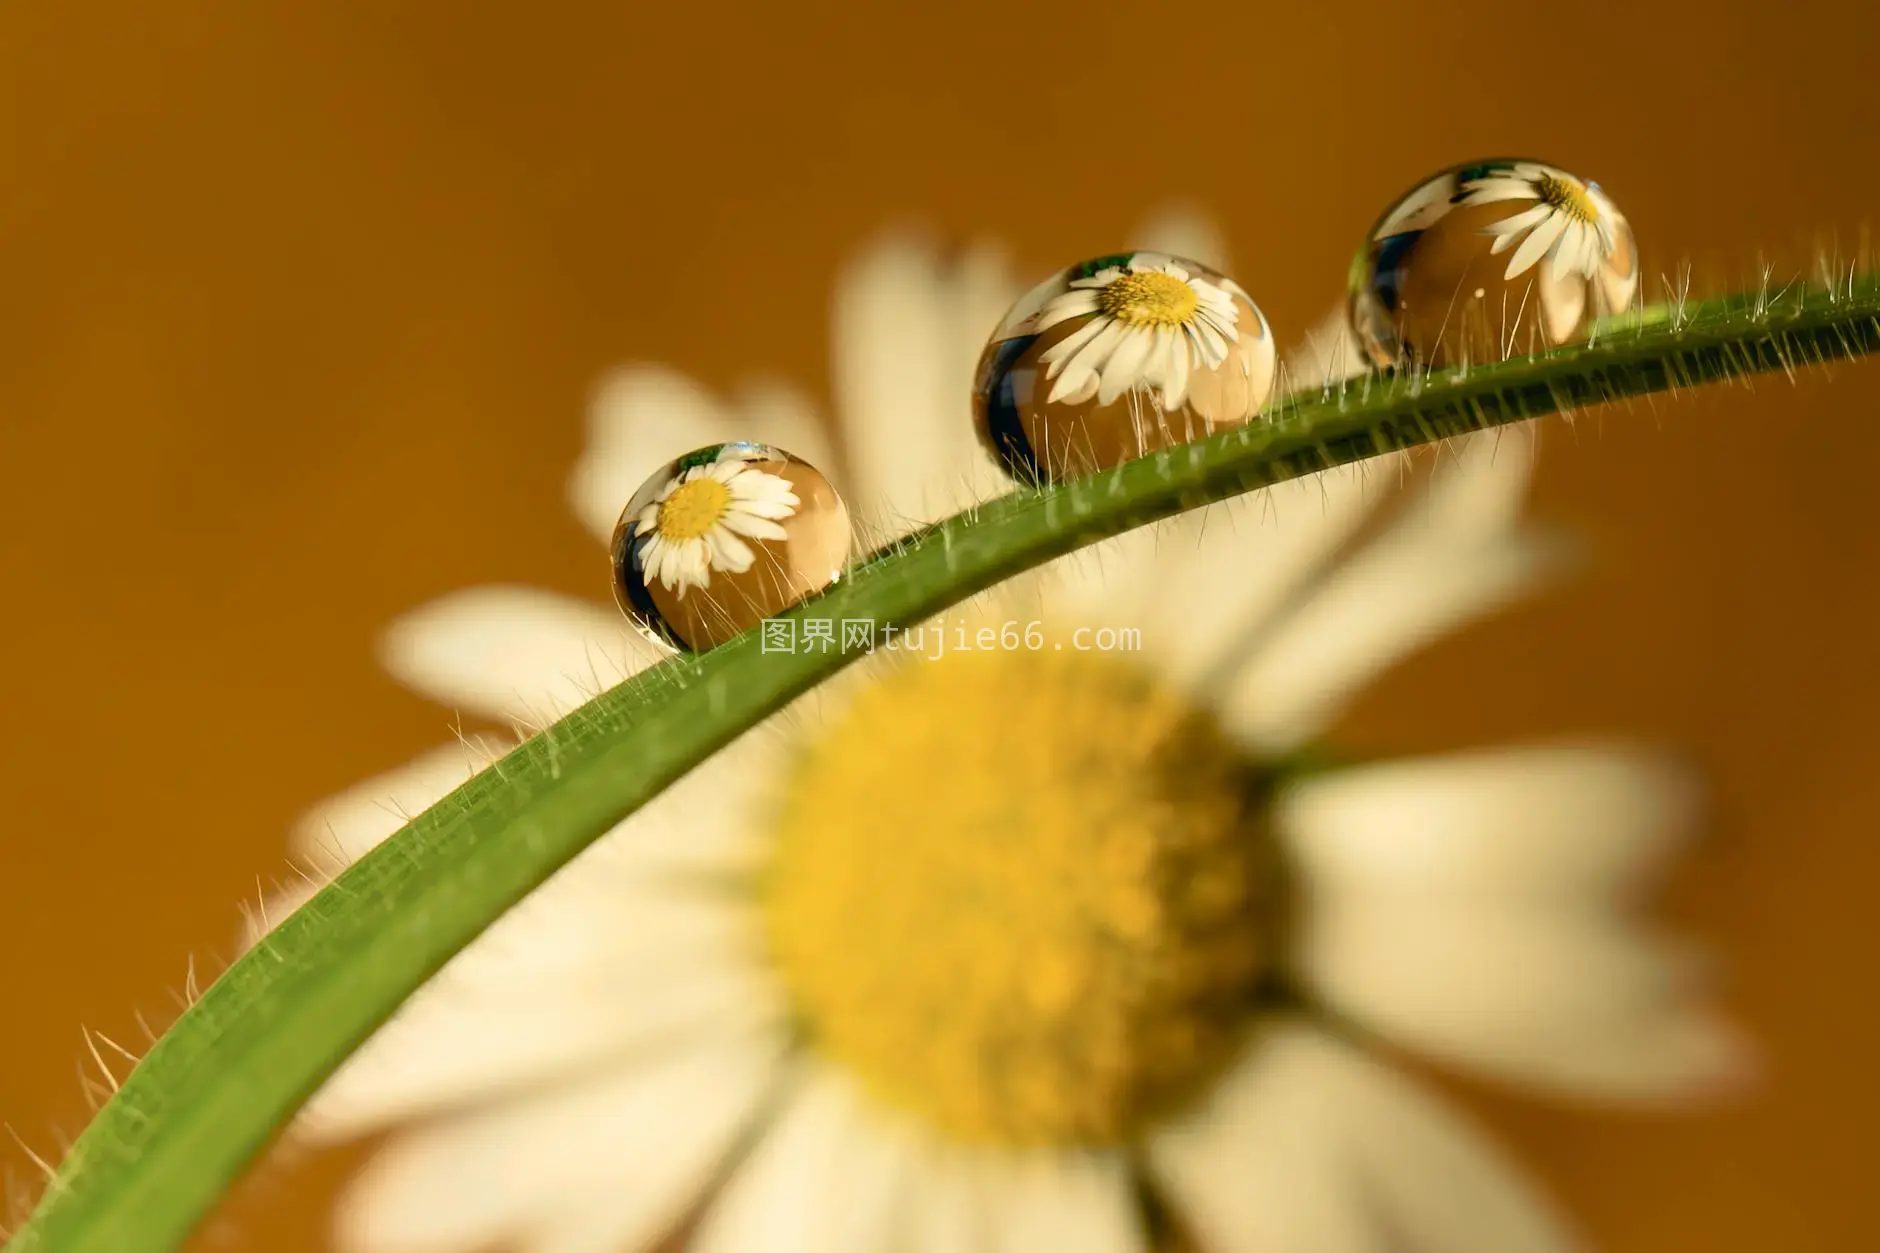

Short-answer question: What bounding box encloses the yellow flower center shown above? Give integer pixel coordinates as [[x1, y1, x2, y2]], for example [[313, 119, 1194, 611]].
[[762, 648, 1279, 1146], [657, 476, 732, 541], [1536, 172, 1599, 223], [1097, 270, 1201, 328]]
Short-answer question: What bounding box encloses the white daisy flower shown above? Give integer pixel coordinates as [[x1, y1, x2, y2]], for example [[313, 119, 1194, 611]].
[[631, 449, 800, 598], [1029, 252, 1242, 409], [254, 218, 1747, 1253]]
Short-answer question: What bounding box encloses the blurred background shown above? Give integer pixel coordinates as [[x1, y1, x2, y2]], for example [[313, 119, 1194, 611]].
[[3, 2, 1878, 1250]]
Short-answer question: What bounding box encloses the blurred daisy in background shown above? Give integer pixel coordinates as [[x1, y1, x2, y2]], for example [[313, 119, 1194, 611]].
[[253, 211, 1749, 1253]]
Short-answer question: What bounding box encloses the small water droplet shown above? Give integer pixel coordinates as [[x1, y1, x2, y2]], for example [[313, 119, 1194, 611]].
[[1349, 158, 1640, 368], [610, 442, 849, 652], [972, 252, 1277, 483]]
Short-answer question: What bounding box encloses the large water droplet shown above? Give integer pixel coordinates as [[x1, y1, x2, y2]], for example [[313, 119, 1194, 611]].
[[973, 252, 1276, 483], [611, 442, 849, 652], [1350, 159, 1640, 369]]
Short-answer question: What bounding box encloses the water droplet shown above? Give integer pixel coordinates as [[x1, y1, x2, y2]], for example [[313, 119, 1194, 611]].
[[1349, 159, 1640, 368], [972, 252, 1276, 483], [610, 442, 849, 652]]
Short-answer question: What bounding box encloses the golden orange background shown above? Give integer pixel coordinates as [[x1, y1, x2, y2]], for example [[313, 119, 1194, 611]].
[[3, 2, 1878, 1250]]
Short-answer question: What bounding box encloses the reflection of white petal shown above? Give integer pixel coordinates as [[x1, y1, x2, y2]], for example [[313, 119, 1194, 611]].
[[1034, 290, 1101, 331], [1048, 320, 1128, 404], [1486, 203, 1551, 252], [380, 588, 664, 724], [1161, 327, 1192, 409], [1097, 327, 1155, 405], [1598, 256, 1639, 315], [1373, 174, 1457, 239], [1150, 1021, 1571, 1253], [718, 510, 789, 542], [1539, 263, 1588, 342], [1038, 315, 1109, 377], [1463, 177, 1542, 206], [336, 1031, 785, 1253], [664, 538, 710, 595], [1505, 212, 1569, 279], [703, 527, 756, 574]]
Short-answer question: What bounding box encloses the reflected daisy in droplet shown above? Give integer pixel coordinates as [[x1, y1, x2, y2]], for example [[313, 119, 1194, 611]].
[[1029, 253, 1243, 409], [1458, 161, 1639, 331], [1460, 162, 1617, 278], [974, 247, 1275, 482], [252, 216, 1748, 1253], [631, 446, 800, 597], [1350, 160, 1642, 366]]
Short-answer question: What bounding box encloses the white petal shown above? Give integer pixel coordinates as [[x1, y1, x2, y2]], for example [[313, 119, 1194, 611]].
[[1291, 891, 1746, 1098], [1150, 1021, 1573, 1253], [979, 1150, 1144, 1253], [738, 381, 838, 470], [690, 1063, 914, 1253], [304, 937, 781, 1143], [902, 1141, 988, 1253], [1277, 746, 1700, 901], [379, 587, 663, 726], [1130, 202, 1232, 273], [288, 740, 503, 865], [336, 1030, 785, 1253], [834, 232, 1016, 537], [1042, 526, 1167, 626], [1147, 462, 1390, 695], [1504, 212, 1569, 280], [1221, 428, 1561, 753]]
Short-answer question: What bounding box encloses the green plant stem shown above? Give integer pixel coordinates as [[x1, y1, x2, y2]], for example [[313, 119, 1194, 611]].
[[10, 275, 1880, 1253]]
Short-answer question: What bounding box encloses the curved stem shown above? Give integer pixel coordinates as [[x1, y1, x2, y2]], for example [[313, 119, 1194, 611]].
[[9, 273, 1879, 1253]]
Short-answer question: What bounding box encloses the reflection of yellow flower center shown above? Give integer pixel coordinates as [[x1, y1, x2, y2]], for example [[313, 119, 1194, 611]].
[[1098, 270, 1201, 328], [763, 649, 1279, 1146], [657, 477, 731, 541], [1537, 173, 1599, 223]]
